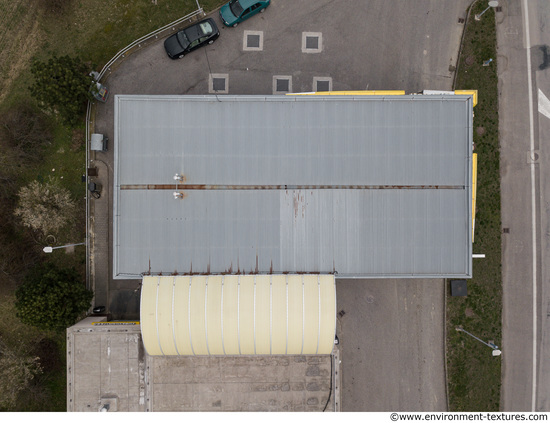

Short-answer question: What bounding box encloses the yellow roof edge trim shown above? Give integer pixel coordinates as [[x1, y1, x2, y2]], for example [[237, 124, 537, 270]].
[[92, 321, 140, 325], [455, 90, 478, 107], [287, 90, 406, 96], [472, 153, 478, 243]]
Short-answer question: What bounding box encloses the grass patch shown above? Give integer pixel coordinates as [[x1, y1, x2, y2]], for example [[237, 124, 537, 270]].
[[447, 1, 502, 411], [0, 295, 66, 411]]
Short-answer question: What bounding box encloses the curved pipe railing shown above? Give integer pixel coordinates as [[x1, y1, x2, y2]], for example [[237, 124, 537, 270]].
[[97, 8, 204, 80]]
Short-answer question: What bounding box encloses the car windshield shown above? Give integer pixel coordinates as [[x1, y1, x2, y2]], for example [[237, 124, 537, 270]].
[[176, 31, 190, 49], [199, 21, 213, 35], [229, 0, 243, 16]]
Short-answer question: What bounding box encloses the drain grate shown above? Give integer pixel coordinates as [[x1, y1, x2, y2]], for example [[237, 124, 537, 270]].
[[316, 80, 330, 91], [503, 228, 510, 234], [243, 30, 264, 51], [458, 17, 465, 24], [302, 32, 323, 53], [247, 34, 260, 48], [306, 36, 318, 49], [209, 73, 229, 94], [273, 75, 292, 94], [213, 78, 225, 91], [313, 76, 332, 92], [276, 79, 289, 91]]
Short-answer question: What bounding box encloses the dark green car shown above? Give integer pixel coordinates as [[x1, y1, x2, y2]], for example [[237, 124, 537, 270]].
[[219, 0, 270, 27]]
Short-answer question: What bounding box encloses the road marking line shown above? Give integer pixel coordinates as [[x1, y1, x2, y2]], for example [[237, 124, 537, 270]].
[[522, 0, 537, 412], [538, 89, 550, 120]]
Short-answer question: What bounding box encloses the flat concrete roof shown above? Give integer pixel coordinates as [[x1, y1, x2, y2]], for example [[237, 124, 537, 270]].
[[66, 318, 146, 412], [67, 318, 335, 412], [113, 95, 473, 279]]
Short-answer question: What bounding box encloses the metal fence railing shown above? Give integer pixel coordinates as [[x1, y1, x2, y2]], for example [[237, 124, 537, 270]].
[[97, 8, 204, 80]]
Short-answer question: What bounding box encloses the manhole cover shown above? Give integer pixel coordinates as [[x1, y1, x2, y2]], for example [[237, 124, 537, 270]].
[[366, 295, 374, 304], [465, 56, 475, 66], [476, 126, 486, 135]]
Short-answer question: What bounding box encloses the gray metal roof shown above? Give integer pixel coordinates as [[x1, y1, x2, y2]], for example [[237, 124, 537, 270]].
[[113, 94, 473, 279]]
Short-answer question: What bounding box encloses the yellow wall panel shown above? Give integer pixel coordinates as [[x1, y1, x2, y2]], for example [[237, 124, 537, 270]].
[[239, 276, 256, 354], [303, 275, 320, 354], [140, 277, 162, 355], [189, 278, 208, 355], [318, 276, 337, 354], [156, 277, 178, 355], [206, 276, 224, 355], [271, 276, 287, 354], [222, 276, 240, 354], [255, 277, 271, 354], [173, 278, 192, 355], [287, 275, 304, 354]]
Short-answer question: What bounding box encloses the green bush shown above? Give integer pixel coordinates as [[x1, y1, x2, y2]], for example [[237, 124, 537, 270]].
[[15, 262, 92, 331], [29, 55, 93, 126]]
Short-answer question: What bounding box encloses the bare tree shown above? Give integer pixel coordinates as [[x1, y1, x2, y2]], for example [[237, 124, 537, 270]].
[[0, 338, 42, 410], [14, 180, 77, 236]]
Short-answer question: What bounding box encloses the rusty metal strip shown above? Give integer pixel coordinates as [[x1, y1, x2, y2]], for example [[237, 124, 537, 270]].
[[121, 184, 464, 190]]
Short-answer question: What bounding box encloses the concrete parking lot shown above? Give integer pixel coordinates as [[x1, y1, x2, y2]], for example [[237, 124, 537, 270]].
[[89, 0, 470, 411], [337, 279, 447, 411]]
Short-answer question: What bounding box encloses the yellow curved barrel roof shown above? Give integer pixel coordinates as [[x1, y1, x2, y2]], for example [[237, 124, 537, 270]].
[[140, 275, 336, 356]]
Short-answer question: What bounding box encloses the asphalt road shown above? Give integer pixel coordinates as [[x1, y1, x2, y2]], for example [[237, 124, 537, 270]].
[[498, 0, 550, 411], [91, 0, 471, 411]]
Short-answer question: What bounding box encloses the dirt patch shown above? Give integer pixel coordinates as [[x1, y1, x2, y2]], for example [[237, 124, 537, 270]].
[[33, 338, 62, 373], [465, 308, 475, 317], [71, 129, 85, 152], [37, 0, 73, 16], [476, 126, 486, 136]]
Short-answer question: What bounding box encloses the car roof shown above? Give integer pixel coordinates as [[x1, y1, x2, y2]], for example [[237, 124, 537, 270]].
[[183, 18, 216, 42], [237, 0, 264, 8]]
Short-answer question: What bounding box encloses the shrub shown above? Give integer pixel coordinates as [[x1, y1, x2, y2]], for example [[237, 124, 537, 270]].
[[15, 262, 92, 332]]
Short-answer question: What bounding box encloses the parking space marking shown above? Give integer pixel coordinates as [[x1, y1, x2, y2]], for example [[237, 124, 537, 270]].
[[302, 32, 323, 53], [313, 77, 332, 92], [243, 30, 264, 51], [273, 75, 292, 94], [209, 73, 229, 94]]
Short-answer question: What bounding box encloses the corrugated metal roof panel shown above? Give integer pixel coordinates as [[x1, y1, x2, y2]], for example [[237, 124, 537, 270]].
[[114, 95, 472, 278]]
